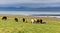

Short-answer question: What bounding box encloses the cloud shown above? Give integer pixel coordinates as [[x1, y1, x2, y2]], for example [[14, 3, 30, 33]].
[[0, 0, 60, 7], [0, 0, 60, 4]]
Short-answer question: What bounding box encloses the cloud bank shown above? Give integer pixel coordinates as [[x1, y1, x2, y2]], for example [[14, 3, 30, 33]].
[[0, 0, 60, 4], [0, 0, 60, 7]]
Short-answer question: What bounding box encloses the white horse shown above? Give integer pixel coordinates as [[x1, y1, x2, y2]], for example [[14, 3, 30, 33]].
[[34, 19, 37, 22], [31, 19, 34, 23]]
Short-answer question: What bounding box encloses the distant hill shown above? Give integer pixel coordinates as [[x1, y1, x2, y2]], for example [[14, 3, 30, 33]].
[[0, 6, 60, 11]]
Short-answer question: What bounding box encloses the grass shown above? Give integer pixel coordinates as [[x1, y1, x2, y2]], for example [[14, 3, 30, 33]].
[[0, 14, 60, 33]]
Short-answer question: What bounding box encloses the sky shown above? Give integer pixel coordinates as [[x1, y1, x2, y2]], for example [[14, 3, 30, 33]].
[[0, 0, 60, 4], [0, 0, 60, 15], [0, 0, 60, 7]]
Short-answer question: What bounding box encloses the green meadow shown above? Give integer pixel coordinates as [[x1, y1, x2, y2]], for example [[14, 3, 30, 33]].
[[0, 14, 60, 33]]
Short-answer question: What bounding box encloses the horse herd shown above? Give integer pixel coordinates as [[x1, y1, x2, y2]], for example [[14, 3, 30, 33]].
[[2, 16, 46, 24]]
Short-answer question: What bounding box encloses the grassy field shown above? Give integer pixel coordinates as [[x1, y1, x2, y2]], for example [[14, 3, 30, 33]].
[[0, 14, 60, 33]]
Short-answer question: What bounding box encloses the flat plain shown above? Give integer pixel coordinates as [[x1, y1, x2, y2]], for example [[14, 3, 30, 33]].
[[0, 14, 60, 33]]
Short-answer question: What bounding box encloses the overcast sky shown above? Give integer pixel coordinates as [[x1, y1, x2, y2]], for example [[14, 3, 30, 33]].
[[0, 0, 59, 14], [0, 0, 60, 4], [0, 0, 59, 7]]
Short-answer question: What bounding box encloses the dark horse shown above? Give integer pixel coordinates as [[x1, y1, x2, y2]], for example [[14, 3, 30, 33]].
[[22, 18, 25, 22], [36, 19, 40, 23], [15, 18, 18, 22], [2, 16, 7, 20], [36, 19, 43, 24], [40, 19, 43, 24]]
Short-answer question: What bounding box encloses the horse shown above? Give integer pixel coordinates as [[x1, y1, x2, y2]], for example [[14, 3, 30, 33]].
[[31, 19, 34, 23], [15, 18, 18, 22], [22, 18, 25, 22], [2, 16, 7, 20]]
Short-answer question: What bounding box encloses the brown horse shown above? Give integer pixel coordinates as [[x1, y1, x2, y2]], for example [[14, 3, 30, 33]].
[[15, 18, 18, 22]]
